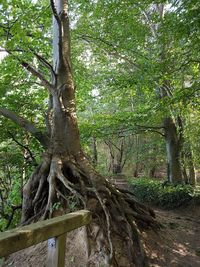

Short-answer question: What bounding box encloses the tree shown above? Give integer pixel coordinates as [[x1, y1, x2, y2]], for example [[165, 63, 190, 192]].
[[0, 1, 157, 266], [74, 0, 200, 185]]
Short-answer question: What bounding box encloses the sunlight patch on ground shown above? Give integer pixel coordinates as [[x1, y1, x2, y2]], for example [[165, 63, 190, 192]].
[[173, 243, 189, 256]]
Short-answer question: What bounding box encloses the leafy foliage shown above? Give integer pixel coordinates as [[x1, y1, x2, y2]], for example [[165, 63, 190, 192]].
[[129, 178, 199, 208]]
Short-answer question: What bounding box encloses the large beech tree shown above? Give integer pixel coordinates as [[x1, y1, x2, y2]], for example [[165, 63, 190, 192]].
[[0, 1, 157, 266]]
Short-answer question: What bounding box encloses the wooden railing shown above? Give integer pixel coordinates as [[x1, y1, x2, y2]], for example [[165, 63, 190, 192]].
[[0, 210, 91, 267]]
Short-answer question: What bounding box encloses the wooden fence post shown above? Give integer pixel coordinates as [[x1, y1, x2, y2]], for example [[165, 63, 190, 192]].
[[46, 234, 66, 267], [0, 210, 91, 265]]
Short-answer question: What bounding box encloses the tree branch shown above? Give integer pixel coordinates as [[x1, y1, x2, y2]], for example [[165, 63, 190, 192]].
[[134, 124, 165, 130], [50, 0, 61, 26], [106, 139, 121, 152], [94, 124, 165, 138], [78, 34, 141, 69], [8, 131, 38, 166], [4, 49, 55, 94], [141, 10, 157, 38], [50, 0, 63, 71], [21, 61, 54, 93], [134, 124, 165, 137], [31, 50, 56, 85], [5, 205, 22, 229], [0, 107, 48, 148]]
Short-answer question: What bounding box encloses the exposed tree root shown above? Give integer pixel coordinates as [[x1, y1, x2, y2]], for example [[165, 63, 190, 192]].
[[21, 152, 159, 267]]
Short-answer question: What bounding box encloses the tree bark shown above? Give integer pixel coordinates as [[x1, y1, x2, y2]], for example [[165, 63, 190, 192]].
[[164, 117, 182, 183], [188, 157, 196, 186], [185, 147, 196, 186], [92, 137, 98, 167]]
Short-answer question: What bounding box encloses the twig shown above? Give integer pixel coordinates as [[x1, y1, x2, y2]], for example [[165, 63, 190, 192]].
[[31, 50, 56, 85], [21, 61, 54, 93], [8, 131, 38, 166], [5, 205, 22, 229]]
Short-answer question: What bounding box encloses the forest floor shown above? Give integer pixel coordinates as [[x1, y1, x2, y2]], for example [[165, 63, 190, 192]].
[[143, 203, 200, 267], [116, 177, 200, 266], [2, 183, 200, 267]]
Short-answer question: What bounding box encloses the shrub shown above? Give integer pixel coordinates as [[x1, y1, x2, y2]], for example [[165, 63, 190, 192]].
[[129, 178, 196, 208]]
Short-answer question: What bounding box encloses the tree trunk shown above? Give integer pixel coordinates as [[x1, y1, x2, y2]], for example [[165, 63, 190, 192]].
[[177, 116, 196, 186], [133, 165, 139, 177], [92, 137, 98, 167], [149, 166, 156, 178], [164, 117, 182, 183], [115, 137, 125, 174], [133, 135, 140, 177], [186, 148, 196, 186], [105, 140, 115, 173], [106, 137, 126, 175], [20, 1, 158, 266], [105, 140, 121, 174], [188, 159, 196, 186]]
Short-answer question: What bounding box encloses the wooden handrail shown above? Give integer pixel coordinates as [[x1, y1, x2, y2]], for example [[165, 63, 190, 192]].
[[0, 210, 91, 267]]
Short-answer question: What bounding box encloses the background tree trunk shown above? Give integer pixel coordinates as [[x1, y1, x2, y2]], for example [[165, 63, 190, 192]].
[[186, 148, 196, 186], [164, 117, 182, 183]]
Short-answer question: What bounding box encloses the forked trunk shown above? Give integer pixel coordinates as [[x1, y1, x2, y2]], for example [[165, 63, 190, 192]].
[[21, 1, 158, 266], [106, 138, 125, 175]]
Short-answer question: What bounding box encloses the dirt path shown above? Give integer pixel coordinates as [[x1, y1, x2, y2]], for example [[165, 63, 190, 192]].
[[113, 177, 200, 266], [143, 204, 200, 267]]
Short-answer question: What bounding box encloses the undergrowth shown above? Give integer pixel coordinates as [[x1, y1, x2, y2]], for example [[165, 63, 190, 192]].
[[129, 178, 200, 209]]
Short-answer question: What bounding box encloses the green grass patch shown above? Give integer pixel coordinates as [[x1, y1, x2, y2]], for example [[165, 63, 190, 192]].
[[129, 178, 200, 209]]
